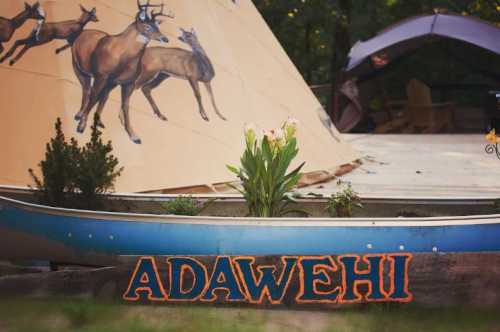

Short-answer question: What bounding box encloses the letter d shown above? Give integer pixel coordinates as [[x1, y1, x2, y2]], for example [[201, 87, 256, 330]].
[[168, 257, 208, 301]]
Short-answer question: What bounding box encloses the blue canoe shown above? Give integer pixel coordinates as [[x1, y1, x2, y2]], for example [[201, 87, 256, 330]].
[[1, 194, 500, 266]]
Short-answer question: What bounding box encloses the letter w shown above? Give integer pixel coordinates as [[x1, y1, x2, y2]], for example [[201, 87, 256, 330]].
[[234, 257, 297, 304]]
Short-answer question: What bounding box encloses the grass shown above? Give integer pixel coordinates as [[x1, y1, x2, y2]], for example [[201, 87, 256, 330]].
[[0, 299, 499, 332]]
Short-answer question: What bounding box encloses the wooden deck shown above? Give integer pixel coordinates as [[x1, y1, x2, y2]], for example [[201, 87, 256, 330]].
[[301, 134, 500, 198]]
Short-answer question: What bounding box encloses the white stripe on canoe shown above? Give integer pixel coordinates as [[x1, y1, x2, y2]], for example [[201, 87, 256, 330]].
[[1, 195, 500, 228]]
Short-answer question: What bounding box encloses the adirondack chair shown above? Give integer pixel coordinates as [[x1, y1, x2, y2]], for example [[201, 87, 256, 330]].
[[375, 79, 455, 133], [405, 79, 455, 133]]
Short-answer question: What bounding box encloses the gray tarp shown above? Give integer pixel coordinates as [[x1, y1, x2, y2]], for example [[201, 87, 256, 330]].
[[346, 13, 500, 75]]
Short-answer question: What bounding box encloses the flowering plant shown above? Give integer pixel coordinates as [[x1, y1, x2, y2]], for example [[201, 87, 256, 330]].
[[227, 119, 305, 217], [485, 129, 500, 160], [485, 129, 500, 145]]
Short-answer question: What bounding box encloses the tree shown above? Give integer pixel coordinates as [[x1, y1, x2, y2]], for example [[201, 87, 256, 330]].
[[29, 115, 123, 210], [329, 0, 352, 120], [254, 0, 339, 86], [253, 0, 499, 114], [74, 114, 123, 210], [29, 118, 79, 207]]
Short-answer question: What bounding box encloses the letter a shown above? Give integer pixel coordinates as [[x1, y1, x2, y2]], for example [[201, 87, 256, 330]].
[[123, 257, 167, 301], [201, 256, 246, 302]]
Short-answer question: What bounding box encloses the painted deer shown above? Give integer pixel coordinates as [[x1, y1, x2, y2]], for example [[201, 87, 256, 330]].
[[132, 28, 226, 122], [0, 5, 98, 66], [0, 2, 45, 55], [93, 27, 226, 140], [73, 1, 171, 144]]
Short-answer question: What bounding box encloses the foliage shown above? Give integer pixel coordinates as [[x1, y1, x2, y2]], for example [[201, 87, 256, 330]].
[[29, 118, 79, 208], [161, 196, 213, 216], [254, 0, 339, 86], [227, 119, 305, 217], [29, 115, 122, 210], [73, 114, 123, 210], [254, 0, 500, 109], [61, 300, 100, 328], [2, 298, 500, 332], [326, 183, 363, 217]]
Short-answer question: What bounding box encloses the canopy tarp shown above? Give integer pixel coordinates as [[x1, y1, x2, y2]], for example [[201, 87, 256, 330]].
[[0, 0, 358, 193], [346, 12, 500, 77]]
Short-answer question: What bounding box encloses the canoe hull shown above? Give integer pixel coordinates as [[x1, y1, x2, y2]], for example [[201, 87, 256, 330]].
[[2, 196, 500, 266]]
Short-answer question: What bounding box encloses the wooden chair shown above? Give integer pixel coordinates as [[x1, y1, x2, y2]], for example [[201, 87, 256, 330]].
[[405, 79, 455, 133], [375, 79, 455, 133]]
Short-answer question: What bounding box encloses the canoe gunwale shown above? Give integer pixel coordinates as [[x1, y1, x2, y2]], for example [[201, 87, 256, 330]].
[[1, 194, 500, 228], [1, 185, 498, 203]]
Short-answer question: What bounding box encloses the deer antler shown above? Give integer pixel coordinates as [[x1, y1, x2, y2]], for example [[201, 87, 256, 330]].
[[151, 3, 175, 20], [137, 0, 163, 10], [137, 0, 164, 20]]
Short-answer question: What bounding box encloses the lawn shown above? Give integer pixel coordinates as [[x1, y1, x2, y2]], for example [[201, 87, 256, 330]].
[[0, 299, 499, 332]]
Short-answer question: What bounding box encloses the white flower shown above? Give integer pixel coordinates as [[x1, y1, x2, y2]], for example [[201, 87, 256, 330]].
[[263, 129, 276, 142], [274, 128, 285, 141], [286, 117, 299, 127]]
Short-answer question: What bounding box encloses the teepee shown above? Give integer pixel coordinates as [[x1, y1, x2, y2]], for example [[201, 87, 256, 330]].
[[0, 0, 358, 193]]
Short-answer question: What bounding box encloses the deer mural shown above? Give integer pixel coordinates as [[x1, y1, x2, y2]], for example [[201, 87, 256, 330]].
[[93, 27, 226, 142], [0, 2, 45, 56], [132, 28, 226, 122], [0, 5, 98, 66], [73, 1, 172, 144]]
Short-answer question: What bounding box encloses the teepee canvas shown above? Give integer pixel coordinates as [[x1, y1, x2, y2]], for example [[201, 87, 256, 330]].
[[0, 0, 358, 193]]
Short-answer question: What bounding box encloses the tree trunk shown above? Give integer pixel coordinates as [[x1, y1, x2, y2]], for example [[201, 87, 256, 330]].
[[304, 22, 312, 84], [328, 0, 352, 124]]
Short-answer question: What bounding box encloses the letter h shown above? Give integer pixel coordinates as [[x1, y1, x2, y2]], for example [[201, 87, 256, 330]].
[[339, 255, 387, 303]]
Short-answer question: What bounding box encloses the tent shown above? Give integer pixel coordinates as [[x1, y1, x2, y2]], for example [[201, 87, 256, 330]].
[[0, 0, 358, 193], [335, 12, 500, 132], [346, 12, 500, 78]]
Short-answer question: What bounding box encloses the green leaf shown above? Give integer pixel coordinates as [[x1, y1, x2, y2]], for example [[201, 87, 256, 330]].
[[230, 123, 306, 218], [226, 164, 240, 175]]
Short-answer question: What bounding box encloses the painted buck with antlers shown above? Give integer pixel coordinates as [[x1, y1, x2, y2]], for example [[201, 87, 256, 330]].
[[72, 1, 172, 144], [0, 2, 45, 56], [0, 5, 98, 66]]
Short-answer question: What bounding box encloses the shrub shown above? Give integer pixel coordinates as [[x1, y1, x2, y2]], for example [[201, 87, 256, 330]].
[[161, 196, 211, 216], [326, 184, 363, 217], [29, 118, 79, 208], [73, 114, 123, 210], [29, 115, 122, 210], [227, 119, 305, 217]]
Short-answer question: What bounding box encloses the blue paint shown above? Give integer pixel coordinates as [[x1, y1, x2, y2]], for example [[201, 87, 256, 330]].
[[168, 257, 207, 301], [389, 254, 412, 300], [201, 257, 246, 301], [123, 255, 413, 305], [1, 201, 500, 257], [235, 257, 297, 303], [297, 257, 340, 302], [123, 257, 165, 301], [340, 256, 385, 301]]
